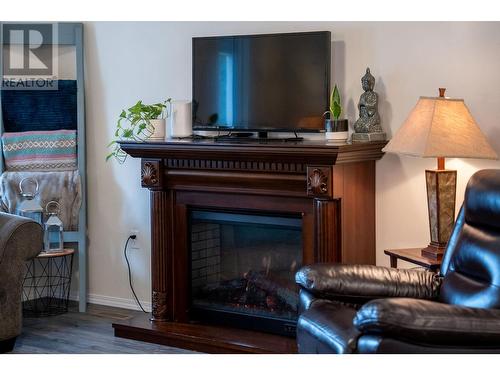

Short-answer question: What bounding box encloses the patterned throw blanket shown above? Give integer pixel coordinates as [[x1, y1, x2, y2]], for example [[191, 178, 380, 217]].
[[1, 130, 77, 171], [0, 171, 82, 231]]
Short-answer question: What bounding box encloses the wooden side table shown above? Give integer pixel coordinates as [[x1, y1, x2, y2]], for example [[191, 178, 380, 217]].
[[384, 248, 441, 271]]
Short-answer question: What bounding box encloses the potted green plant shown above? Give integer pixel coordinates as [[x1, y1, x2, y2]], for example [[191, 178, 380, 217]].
[[323, 85, 348, 142], [107, 99, 171, 163]]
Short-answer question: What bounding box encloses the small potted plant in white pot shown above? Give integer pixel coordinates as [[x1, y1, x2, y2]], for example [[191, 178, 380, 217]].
[[107, 99, 171, 163], [323, 85, 348, 142]]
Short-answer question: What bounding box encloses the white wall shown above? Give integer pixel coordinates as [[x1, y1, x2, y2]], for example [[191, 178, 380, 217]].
[[84, 21, 500, 310]]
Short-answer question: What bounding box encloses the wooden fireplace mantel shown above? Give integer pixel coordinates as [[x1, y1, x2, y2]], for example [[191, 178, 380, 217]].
[[119, 139, 385, 164], [113, 139, 386, 353]]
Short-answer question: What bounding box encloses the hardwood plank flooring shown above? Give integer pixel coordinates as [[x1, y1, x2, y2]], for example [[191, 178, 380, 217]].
[[11, 304, 196, 354]]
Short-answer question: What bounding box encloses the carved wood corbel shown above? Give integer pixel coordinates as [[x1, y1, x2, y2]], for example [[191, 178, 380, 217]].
[[307, 166, 332, 198], [141, 159, 162, 188]]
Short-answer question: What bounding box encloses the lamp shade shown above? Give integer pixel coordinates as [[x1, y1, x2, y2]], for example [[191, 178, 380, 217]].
[[383, 96, 498, 160]]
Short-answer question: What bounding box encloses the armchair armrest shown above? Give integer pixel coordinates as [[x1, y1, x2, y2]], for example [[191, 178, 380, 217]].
[[354, 298, 500, 346], [0, 213, 43, 341], [0, 213, 43, 263], [295, 264, 441, 302]]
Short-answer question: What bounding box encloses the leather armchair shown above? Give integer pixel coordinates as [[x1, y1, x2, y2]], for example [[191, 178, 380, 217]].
[[295, 169, 500, 353], [0, 213, 43, 353]]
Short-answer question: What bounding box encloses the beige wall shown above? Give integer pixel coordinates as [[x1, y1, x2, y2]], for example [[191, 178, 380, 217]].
[[84, 21, 500, 309]]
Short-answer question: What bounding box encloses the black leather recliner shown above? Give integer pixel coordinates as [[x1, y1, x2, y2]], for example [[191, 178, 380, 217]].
[[295, 169, 500, 353]]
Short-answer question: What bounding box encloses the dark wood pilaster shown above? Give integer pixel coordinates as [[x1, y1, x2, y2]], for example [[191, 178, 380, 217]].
[[314, 199, 341, 263], [141, 159, 172, 321], [149, 190, 172, 321]]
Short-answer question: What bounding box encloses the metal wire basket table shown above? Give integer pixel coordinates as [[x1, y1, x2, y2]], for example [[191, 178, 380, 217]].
[[22, 248, 74, 317]]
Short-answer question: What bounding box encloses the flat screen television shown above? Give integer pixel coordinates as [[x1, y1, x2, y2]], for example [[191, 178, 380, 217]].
[[192, 31, 331, 133]]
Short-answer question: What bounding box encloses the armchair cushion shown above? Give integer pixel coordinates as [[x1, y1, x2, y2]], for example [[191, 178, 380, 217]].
[[295, 264, 441, 302], [354, 298, 500, 346]]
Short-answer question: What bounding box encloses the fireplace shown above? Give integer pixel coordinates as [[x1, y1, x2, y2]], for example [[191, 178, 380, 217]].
[[189, 210, 302, 336], [113, 139, 385, 353]]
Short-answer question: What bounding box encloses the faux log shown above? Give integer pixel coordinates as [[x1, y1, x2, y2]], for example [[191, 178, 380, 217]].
[[245, 270, 299, 310]]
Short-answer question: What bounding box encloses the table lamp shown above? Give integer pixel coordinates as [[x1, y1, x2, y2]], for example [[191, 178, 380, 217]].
[[383, 88, 498, 260]]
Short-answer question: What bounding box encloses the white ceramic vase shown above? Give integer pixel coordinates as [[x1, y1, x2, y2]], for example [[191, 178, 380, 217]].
[[148, 119, 166, 141], [325, 130, 349, 143]]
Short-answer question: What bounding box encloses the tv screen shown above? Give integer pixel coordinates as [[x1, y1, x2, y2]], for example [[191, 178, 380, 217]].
[[192, 31, 331, 133]]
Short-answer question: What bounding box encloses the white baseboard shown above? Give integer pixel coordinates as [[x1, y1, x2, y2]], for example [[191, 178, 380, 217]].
[[70, 292, 151, 312]]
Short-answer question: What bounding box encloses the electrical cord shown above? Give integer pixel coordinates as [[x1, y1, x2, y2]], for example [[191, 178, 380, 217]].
[[124, 235, 147, 313]]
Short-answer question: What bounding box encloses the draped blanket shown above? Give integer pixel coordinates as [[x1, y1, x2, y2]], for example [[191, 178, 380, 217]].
[[2, 130, 77, 171], [1, 80, 77, 132], [0, 171, 82, 231]]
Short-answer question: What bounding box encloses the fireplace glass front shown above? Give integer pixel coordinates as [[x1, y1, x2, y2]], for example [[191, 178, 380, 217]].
[[190, 210, 302, 336]]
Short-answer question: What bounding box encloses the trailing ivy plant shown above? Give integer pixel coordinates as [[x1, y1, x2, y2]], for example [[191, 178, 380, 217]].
[[323, 85, 342, 120], [107, 99, 172, 163]]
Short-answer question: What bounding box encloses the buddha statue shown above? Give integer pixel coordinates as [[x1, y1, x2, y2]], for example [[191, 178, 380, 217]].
[[352, 68, 386, 141]]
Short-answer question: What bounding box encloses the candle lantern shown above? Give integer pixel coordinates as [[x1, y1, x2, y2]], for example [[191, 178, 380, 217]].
[[17, 177, 43, 225], [44, 201, 64, 253]]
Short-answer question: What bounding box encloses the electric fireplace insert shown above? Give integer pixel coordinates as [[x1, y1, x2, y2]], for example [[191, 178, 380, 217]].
[[189, 209, 303, 336]]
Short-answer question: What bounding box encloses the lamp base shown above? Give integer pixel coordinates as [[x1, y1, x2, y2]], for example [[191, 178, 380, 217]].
[[424, 168, 457, 261], [421, 243, 446, 260]]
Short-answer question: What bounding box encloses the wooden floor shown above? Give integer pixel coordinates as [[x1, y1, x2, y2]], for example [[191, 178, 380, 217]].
[[12, 304, 196, 354]]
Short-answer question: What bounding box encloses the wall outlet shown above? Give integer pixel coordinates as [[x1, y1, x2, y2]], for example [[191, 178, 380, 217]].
[[129, 230, 140, 249]]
